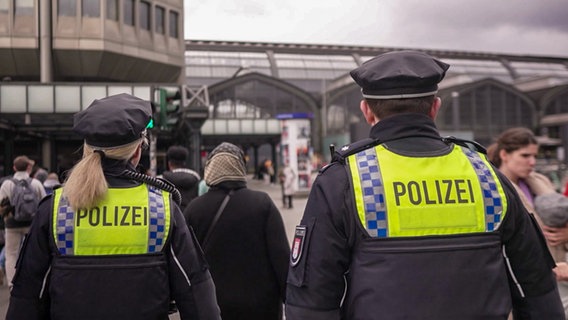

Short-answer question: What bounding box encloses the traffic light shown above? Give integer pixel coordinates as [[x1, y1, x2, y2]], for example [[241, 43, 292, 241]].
[[156, 87, 181, 129]]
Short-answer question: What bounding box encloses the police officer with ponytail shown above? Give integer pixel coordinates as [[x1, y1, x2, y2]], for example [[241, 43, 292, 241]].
[[7, 93, 221, 320], [285, 51, 563, 319]]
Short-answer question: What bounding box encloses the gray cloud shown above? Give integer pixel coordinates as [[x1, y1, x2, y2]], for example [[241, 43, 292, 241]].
[[372, 0, 568, 55], [185, 0, 568, 57], [392, 0, 568, 33]]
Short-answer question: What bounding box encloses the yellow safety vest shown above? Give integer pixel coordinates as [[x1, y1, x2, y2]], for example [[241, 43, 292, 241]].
[[52, 184, 171, 255], [347, 144, 507, 237]]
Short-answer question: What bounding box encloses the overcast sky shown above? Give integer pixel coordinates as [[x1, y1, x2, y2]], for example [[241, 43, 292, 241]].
[[185, 0, 568, 58]]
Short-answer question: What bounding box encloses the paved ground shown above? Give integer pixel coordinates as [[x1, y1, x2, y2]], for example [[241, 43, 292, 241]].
[[0, 175, 309, 318]]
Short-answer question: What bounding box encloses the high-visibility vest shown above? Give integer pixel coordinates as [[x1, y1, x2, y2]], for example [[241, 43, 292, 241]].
[[347, 144, 507, 237], [52, 184, 171, 255]]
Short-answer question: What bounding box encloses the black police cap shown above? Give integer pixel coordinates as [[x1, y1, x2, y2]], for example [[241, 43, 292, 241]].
[[73, 93, 152, 148], [350, 50, 450, 99]]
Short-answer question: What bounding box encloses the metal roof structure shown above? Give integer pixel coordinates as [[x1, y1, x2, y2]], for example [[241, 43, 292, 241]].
[[185, 40, 568, 152]]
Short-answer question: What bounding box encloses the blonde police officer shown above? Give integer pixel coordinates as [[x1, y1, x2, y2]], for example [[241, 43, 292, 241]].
[[285, 51, 564, 319], [7, 93, 221, 320]]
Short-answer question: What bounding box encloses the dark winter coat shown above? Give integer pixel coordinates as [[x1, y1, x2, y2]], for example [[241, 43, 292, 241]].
[[184, 180, 290, 320], [162, 168, 200, 211]]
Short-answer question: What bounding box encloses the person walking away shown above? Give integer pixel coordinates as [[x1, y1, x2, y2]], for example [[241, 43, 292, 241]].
[[260, 159, 274, 184], [6, 93, 221, 320], [160, 145, 201, 211], [32, 168, 48, 186], [0, 155, 45, 288], [257, 159, 268, 180], [487, 127, 568, 318], [198, 169, 210, 196], [278, 168, 286, 208], [266, 159, 275, 184], [285, 50, 564, 319], [184, 142, 290, 320], [282, 164, 296, 209], [43, 172, 61, 195]]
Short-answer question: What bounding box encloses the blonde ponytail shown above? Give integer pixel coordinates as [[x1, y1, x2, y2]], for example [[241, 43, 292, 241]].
[[63, 139, 142, 210]]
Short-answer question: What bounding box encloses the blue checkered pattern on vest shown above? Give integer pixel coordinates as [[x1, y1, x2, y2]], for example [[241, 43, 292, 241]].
[[147, 186, 166, 252], [461, 147, 504, 231], [354, 148, 388, 237], [56, 197, 75, 255]]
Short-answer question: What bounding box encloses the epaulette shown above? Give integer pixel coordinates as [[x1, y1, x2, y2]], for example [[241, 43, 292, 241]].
[[331, 138, 379, 164], [441, 136, 487, 154]]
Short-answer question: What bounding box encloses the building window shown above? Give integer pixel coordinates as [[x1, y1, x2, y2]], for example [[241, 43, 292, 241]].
[[106, 0, 118, 21], [15, 0, 34, 16], [0, 0, 9, 14], [82, 0, 100, 17], [123, 0, 134, 26], [57, 0, 76, 16], [169, 10, 179, 38], [155, 6, 165, 34], [139, 1, 150, 30]]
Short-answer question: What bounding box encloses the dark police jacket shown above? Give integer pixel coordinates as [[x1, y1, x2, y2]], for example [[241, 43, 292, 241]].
[[6, 159, 220, 320], [285, 113, 564, 320]]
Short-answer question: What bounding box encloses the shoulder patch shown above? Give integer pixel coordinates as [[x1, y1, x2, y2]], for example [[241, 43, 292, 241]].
[[290, 225, 307, 267]]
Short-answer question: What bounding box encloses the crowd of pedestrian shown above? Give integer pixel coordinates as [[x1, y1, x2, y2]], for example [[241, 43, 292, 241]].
[[3, 50, 568, 319]]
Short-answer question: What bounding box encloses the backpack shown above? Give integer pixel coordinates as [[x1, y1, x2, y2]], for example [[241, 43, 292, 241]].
[[10, 178, 39, 222]]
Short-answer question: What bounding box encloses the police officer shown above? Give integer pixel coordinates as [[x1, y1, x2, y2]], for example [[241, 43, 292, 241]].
[[285, 51, 564, 319], [7, 93, 221, 320]]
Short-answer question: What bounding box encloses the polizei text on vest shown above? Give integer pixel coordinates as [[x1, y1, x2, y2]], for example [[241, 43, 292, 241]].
[[393, 179, 475, 206], [76, 206, 148, 227]]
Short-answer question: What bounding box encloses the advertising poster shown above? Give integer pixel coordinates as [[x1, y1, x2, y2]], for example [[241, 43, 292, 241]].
[[278, 113, 313, 192]]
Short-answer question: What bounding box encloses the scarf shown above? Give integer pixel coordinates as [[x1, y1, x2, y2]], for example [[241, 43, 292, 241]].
[[204, 142, 247, 186]]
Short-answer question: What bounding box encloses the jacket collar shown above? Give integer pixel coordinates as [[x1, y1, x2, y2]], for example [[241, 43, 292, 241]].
[[369, 113, 441, 143], [12, 171, 31, 180], [210, 180, 247, 191]]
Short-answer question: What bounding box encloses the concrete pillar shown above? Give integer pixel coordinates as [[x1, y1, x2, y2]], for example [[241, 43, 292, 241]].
[[42, 139, 51, 170], [39, 0, 53, 83]]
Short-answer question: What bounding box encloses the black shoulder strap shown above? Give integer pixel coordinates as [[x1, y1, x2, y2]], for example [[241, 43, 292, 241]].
[[441, 136, 487, 154], [202, 189, 234, 249], [332, 138, 379, 164], [120, 170, 182, 206]]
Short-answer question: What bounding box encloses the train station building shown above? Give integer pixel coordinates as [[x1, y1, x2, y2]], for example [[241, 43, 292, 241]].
[[1, 1, 568, 180]]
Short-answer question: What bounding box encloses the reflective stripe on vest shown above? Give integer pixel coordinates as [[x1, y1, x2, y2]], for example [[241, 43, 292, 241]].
[[347, 144, 507, 237], [52, 184, 171, 255]]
